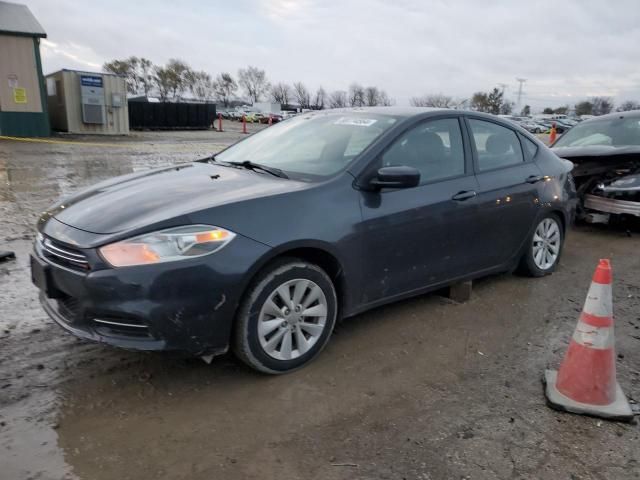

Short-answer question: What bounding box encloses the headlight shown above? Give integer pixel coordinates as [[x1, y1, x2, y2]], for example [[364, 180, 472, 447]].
[[99, 225, 236, 267]]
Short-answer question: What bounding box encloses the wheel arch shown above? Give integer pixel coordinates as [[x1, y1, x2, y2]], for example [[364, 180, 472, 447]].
[[547, 208, 568, 234], [240, 241, 348, 319]]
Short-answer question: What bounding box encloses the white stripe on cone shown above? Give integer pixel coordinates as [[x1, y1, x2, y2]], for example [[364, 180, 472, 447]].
[[571, 320, 615, 350], [583, 282, 613, 318]]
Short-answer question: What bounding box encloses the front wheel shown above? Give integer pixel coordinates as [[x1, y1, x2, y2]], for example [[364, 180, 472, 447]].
[[233, 259, 337, 374], [518, 214, 564, 277]]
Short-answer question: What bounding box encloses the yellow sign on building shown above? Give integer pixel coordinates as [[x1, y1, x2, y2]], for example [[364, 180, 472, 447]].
[[13, 87, 27, 104]]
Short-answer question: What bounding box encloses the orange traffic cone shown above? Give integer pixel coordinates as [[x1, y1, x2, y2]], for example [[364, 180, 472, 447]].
[[544, 259, 633, 421], [549, 123, 557, 144]]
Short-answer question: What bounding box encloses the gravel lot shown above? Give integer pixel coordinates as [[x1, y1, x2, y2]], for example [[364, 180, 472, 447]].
[[1, 124, 639, 480]]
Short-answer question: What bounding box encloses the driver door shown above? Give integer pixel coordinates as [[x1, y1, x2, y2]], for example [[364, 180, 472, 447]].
[[357, 117, 481, 305]]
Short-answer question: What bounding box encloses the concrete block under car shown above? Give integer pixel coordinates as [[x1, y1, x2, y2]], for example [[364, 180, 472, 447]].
[[0, 251, 16, 263], [448, 280, 472, 303]]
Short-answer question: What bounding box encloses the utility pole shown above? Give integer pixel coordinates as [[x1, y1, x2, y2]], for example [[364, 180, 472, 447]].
[[516, 78, 527, 113]]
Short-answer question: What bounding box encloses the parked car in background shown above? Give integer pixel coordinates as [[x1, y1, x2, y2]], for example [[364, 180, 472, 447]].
[[521, 121, 547, 134], [555, 119, 576, 129], [552, 110, 640, 223], [259, 114, 283, 124], [539, 120, 570, 134], [31, 108, 576, 373]]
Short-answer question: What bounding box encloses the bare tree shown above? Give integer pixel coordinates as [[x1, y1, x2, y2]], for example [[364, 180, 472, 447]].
[[213, 73, 237, 107], [410, 94, 466, 109], [617, 100, 640, 112], [153, 66, 172, 101], [410, 94, 453, 108], [500, 101, 515, 115], [188, 71, 214, 101], [237, 66, 270, 104], [103, 56, 140, 94], [453, 98, 469, 109], [348, 83, 365, 107], [152, 58, 193, 100], [313, 87, 326, 110], [471, 88, 506, 114], [293, 82, 311, 108], [364, 86, 379, 106], [329, 90, 347, 108], [575, 101, 593, 116], [104, 56, 155, 96], [270, 82, 291, 105], [409, 96, 428, 107], [138, 58, 154, 96], [591, 97, 614, 116], [378, 90, 393, 106]]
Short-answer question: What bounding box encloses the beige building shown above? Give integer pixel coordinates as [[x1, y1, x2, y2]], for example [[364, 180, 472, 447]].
[[46, 70, 129, 135], [0, 1, 49, 137]]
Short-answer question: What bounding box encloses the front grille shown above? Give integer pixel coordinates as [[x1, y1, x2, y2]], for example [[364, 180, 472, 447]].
[[40, 236, 89, 271]]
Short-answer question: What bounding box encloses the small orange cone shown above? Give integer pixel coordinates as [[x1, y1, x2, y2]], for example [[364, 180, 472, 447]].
[[549, 123, 557, 144], [544, 259, 633, 421]]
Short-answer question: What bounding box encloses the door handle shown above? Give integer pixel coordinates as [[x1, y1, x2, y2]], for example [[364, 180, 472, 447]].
[[452, 190, 477, 201], [526, 175, 544, 184]]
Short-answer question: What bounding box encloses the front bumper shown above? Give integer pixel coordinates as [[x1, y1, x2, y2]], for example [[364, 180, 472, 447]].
[[32, 229, 271, 355], [584, 194, 640, 217]]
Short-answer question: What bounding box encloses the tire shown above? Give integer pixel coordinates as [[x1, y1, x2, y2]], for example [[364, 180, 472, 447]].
[[518, 214, 564, 277], [233, 258, 338, 374]]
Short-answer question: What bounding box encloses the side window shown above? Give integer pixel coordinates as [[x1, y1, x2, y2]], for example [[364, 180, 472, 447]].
[[381, 118, 465, 183], [521, 135, 538, 159], [469, 119, 524, 171]]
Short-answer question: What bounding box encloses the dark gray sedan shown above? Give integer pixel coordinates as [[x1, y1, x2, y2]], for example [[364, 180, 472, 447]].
[[31, 108, 576, 373]]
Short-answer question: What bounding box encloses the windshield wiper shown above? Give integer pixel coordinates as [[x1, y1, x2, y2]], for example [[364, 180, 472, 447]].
[[227, 160, 289, 179]]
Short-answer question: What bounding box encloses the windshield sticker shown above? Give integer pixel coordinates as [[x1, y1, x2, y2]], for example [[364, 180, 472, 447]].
[[334, 117, 378, 127]]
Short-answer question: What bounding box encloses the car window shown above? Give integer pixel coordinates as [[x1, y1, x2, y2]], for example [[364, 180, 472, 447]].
[[344, 127, 381, 157], [521, 136, 538, 158], [469, 119, 524, 171], [381, 118, 465, 183], [215, 112, 398, 180], [553, 116, 640, 147]]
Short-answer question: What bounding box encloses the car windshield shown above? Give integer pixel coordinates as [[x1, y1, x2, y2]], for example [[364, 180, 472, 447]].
[[214, 112, 398, 180], [554, 115, 640, 148]]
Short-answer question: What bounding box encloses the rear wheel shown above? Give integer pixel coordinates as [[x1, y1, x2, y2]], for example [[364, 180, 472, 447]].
[[519, 214, 564, 277], [233, 259, 337, 374]]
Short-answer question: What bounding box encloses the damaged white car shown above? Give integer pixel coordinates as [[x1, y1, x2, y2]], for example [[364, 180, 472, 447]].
[[552, 110, 640, 223]]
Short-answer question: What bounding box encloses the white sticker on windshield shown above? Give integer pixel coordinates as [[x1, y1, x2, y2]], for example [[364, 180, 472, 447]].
[[334, 117, 378, 127]]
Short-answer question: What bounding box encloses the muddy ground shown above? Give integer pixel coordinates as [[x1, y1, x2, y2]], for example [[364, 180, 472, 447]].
[[1, 124, 639, 480]]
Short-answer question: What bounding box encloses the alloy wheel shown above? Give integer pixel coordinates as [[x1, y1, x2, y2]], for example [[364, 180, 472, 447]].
[[532, 218, 561, 270], [258, 279, 328, 361]]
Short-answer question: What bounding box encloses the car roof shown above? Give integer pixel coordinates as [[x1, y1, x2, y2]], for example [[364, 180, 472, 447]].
[[318, 107, 445, 117], [315, 107, 510, 121], [581, 109, 640, 124]]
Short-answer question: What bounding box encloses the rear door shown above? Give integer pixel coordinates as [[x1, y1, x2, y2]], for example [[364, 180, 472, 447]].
[[465, 117, 543, 269]]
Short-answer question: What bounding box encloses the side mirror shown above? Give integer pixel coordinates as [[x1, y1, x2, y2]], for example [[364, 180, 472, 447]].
[[369, 166, 420, 190]]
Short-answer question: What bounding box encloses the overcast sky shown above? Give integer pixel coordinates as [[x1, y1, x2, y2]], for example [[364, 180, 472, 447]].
[[24, 0, 640, 111]]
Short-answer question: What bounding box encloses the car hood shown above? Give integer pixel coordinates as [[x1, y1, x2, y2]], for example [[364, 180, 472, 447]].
[[44, 161, 306, 235], [552, 145, 640, 160]]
